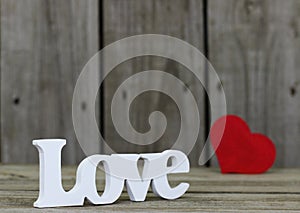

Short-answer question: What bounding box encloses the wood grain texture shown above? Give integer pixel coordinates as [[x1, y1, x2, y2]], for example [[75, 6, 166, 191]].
[[0, 165, 299, 193], [208, 0, 300, 167], [0, 165, 299, 211], [1, 0, 299, 168], [0, 0, 99, 164], [103, 0, 206, 166], [0, 192, 299, 212]]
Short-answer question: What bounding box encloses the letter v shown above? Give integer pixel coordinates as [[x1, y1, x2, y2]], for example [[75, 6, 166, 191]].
[[113, 154, 151, 202]]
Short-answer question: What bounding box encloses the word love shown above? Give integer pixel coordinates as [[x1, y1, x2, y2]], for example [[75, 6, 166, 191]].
[[33, 139, 190, 208]]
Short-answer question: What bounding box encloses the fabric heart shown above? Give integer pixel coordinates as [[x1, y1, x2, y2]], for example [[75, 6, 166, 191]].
[[210, 115, 276, 174]]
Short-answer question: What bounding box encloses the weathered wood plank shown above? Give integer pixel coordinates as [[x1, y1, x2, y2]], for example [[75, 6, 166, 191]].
[[1, 0, 99, 164], [208, 0, 300, 167], [0, 192, 299, 212], [0, 166, 299, 211], [0, 165, 299, 194], [103, 0, 205, 166]]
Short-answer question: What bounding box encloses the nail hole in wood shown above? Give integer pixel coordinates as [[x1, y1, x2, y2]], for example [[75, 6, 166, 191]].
[[81, 102, 87, 111], [122, 90, 127, 99], [13, 97, 20, 105], [290, 87, 296, 97]]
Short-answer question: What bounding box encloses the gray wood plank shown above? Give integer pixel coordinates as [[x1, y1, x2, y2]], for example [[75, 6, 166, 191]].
[[0, 192, 300, 212], [0, 166, 299, 211], [1, 0, 99, 164], [0, 165, 299, 194], [208, 0, 300, 167], [103, 0, 206, 166]]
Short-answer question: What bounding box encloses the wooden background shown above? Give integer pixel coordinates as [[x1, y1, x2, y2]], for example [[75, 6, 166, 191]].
[[1, 0, 299, 167]]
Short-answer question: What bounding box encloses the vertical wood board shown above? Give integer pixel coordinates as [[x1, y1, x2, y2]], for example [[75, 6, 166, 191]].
[[103, 0, 206, 166], [0, 0, 99, 164], [208, 0, 300, 167]]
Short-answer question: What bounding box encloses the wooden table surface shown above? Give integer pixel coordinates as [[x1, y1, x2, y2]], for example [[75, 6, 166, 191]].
[[0, 165, 299, 212]]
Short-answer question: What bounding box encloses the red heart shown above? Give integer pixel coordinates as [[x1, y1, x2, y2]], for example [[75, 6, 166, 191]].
[[210, 115, 276, 174]]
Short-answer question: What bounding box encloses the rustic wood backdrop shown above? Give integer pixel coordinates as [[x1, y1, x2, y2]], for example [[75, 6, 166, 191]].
[[1, 0, 299, 167]]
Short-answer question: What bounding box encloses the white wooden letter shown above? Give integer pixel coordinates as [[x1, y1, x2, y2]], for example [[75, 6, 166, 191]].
[[33, 139, 190, 208]]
